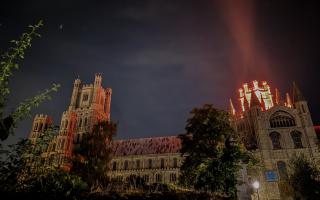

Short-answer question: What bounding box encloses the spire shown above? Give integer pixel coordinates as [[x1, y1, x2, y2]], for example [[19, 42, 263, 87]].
[[275, 88, 280, 105], [229, 99, 236, 116], [286, 92, 293, 108], [293, 82, 305, 103], [243, 95, 249, 111], [250, 90, 261, 108]]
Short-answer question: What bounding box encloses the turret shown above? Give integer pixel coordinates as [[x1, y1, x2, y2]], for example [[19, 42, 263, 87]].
[[275, 88, 280, 105], [293, 82, 305, 103], [69, 78, 81, 109], [104, 88, 112, 120], [94, 73, 102, 87], [293, 82, 309, 114], [285, 93, 293, 108], [93, 74, 103, 105], [229, 99, 236, 116]]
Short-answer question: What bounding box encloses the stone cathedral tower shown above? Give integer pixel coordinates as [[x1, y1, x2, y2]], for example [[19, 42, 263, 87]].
[[230, 80, 319, 200], [28, 74, 112, 169], [28, 114, 53, 145]]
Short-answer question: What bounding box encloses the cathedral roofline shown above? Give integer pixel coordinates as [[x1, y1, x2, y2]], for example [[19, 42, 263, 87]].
[[113, 135, 180, 142], [112, 135, 182, 156]]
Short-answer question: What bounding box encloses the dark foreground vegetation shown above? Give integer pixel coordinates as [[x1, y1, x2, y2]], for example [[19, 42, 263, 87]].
[[2, 191, 224, 200]]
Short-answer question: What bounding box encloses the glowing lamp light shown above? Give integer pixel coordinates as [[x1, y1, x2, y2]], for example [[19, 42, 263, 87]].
[[252, 180, 260, 189]]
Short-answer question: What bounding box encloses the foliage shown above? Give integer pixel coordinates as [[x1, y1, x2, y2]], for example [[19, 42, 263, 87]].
[[0, 127, 87, 198], [0, 124, 56, 192], [84, 191, 219, 200], [179, 104, 252, 198], [12, 84, 60, 125], [71, 121, 117, 193], [19, 168, 88, 199], [283, 154, 320, 200], [0, 138, 31, 192], [0, 20, 60, 141], [126, 174, 147, 191]]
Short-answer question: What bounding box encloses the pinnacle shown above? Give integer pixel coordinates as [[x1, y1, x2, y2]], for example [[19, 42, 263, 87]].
[[250, 90, 261, 108], [293, 82, 305, 102]]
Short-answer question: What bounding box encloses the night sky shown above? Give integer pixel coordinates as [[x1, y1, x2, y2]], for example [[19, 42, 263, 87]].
[[1, 0, 320, 144]]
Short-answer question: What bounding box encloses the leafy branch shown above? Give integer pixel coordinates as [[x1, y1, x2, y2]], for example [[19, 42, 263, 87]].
[[12, 83, 60, 125], [0, 20, 61, 141], [0, 20, 43, 113]]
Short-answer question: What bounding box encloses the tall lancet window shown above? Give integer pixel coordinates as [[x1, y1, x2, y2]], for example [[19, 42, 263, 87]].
[[269, 132, 281, 149], [291, 131, 303, 148], [277, 161, 288, 180]]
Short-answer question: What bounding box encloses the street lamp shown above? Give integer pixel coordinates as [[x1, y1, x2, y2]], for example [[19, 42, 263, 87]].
[[252, 180, 260, 200]]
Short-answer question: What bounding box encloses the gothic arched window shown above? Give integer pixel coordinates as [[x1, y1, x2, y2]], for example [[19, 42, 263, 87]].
[[155, 174, 162, 182], [84, 117, 88, 126], [136, 160, 140, 169], [82, 94, 88, 101], [124, 160, 129, 170], [143, 175, 149, 183], [291, 131, 303, 148], [277, 161, 288, 180], [170, 173, 177, 182], [270, 111, 296, 128], [79, 118, 82, 127], [65, 120, 68, 129], [148, 159, 152, 169], [112, 162, 117, 171], [269, 132, 281, 149], [173, 158, 178, 168], [34, 123, 38, 131], [160, 158, 165, 168], [39, 123, 43, 131]]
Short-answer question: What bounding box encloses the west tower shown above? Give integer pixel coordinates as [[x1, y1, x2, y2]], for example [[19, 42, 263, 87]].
[[29, 74, 112, 169]]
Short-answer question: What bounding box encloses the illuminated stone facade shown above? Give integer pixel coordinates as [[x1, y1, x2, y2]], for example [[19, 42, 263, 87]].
[[29, 74, 112, 169], [230, 81, 320, 200], [109, 136, 182, 184], [29, 114, 53, 145], [28, 77, 320, 199], [28, 75, 183, 184]]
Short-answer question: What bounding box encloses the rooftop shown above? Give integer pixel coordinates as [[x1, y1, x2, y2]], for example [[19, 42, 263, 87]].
[[112, 136, 181, 156]]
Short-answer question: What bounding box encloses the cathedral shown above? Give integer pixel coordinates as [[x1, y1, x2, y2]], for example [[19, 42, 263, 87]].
[[28, 75, 320, 200]]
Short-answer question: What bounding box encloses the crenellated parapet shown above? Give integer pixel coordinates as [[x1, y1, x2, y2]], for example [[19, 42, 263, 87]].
[[229, 80, 319, 200], [229, 80, 303, 118]]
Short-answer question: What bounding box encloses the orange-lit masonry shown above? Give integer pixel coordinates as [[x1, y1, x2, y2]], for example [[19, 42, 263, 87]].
[[230, 80, 294, 115]]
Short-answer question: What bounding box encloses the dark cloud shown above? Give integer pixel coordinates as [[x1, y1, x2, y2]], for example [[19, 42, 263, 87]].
[[1, 0, 320, 144]]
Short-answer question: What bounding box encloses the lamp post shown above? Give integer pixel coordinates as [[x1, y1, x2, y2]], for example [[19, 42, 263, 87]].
[[252, 180, 260, 200]]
